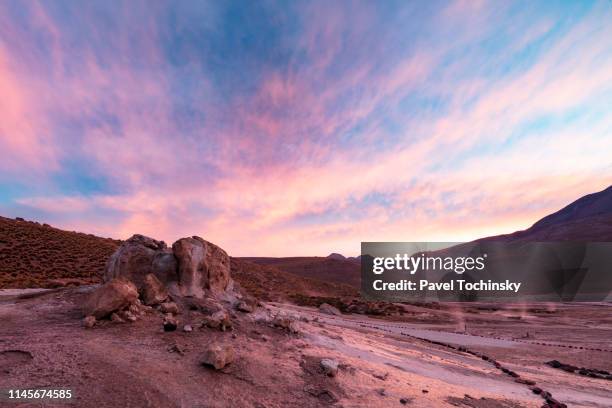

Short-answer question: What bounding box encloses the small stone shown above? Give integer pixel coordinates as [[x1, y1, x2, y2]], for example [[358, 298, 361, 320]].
[[110, 312, 125, 323], [167, 342, 185, 355], [373, 372, 388, 380], [203, 310, 232, 331], [163, 314, 178, 331], [400, 398, 410, 405], [121, 310, 138, 322], [201, 342, 235, 370], [319, 303, 341, 316], [160, 301, 179, 315], [422, 389, 429, 394], [236, 300, 255, 313], [82, 315, 96, 328], [320, 358, 339, 377], [183, 324, 193, 332]]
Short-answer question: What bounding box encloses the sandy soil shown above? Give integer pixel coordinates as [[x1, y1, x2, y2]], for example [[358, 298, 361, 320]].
[[1, 289, 610, 407]]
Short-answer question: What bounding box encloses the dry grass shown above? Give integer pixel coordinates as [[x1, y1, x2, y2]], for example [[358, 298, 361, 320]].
[[231, 258, 358, 301], [0, 217, 120, 288]]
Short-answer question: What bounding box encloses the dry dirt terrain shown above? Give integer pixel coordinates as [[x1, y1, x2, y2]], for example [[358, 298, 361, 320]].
[[1, 287, 610, 408]]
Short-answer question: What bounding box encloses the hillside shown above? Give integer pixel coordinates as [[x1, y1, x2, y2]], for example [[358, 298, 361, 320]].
[[481, 184, 612, 242], [0, 216, 357, 301], [2, 185, 610, 291], [241, 256, 361, 288], [0, 216, 120, 288]]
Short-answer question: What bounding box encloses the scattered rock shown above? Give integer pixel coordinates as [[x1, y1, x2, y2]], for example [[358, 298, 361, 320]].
[[400, 397, 412, 405], [320, 359, 339, 377], [110, 312, 125, 323], [82, 279, 138, 319], [82, 315, 96, 328], [141, 273, 168, 305], [128, 301, 144, 316], [422, 389, 429, 394], [119, 310, 138, 322], [272, 313, 299, 333], [167, 342, 185, 355], [373, 372, 388, 381], [163, 314, 178, 332], [183, 297, 223, 314], [303, 385, 338, 404], [160, 301, 180, 315], [200, 342, 235, 370], [319, 303, 341, 316], [183, 324, 193, 332], [236, 299, 255, 313], [203, 310, 232, 331]]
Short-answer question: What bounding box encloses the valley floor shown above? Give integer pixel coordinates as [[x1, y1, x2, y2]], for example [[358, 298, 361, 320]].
[[1, 288, 610, 407]]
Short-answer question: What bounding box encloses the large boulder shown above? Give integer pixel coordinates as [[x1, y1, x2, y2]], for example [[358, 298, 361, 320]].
[[82, 278, 138, 319], [104, 234, 168, 289], [172, 236, 231, 297]]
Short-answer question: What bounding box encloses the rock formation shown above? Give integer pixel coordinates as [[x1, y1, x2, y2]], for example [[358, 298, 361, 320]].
[[104, 234, 233, 300], [172, 236, 231, 297], [104, 235, 169, 289]]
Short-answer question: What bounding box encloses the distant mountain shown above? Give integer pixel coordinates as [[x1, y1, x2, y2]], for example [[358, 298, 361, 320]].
[[247, 185, 612, 289], [327, 253, 346, 260], [480, 184, 612, 242]]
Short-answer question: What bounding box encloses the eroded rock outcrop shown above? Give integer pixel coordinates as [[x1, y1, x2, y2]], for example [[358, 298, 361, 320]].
[[104, 235, 168, 290], [104, 234, 233, 300], [172, 236, 231, 297], [141, 273, 168, 305]]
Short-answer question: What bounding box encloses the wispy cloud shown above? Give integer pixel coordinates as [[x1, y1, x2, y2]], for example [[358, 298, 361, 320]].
[[1, 1, 611, 255]]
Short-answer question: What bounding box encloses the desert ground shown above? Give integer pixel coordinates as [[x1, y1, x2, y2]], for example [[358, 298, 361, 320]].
[[1, 286, 610, 408]]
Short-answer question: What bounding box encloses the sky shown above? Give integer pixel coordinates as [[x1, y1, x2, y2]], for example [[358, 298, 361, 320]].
[[1, 0, 611, 256]]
